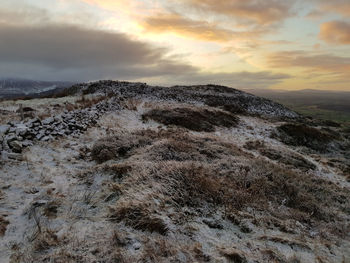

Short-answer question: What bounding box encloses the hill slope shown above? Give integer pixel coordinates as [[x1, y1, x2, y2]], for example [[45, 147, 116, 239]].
[[0, 81, 349, 262], [0, 78, 73, 99]]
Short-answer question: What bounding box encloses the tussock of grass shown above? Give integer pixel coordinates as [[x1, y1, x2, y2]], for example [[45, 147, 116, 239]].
[[142, 107, 239, 132], [96, 128, 349, 232], [276, 123, 340, 152], [91, 131, 156, 163], [109, 202, 168, 235], [244, 140, 316, 171]]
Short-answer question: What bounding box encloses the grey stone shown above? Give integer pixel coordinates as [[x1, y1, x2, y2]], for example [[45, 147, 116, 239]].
[[36, 131, 45, 140], [26, 118, 41, 128], [9, 140, 23, 153], [5, 134, 17, 144], [203, 218, 224, 229], [22, 140, 33, 147], [42, 117, 54, 125], [9, 127, 16, 133], [2, 151, 23, 161], [15, 124, 29, 137], [41, 136, 51, 141], [0, 125, 10, 136], [7, 121, 16, 127]]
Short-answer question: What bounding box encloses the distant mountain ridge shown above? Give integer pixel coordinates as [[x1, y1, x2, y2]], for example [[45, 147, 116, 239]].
[[0, 78, 73, 99]]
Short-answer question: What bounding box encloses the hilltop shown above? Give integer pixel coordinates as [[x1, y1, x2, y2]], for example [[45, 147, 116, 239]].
[[0, 81, 349, 262]]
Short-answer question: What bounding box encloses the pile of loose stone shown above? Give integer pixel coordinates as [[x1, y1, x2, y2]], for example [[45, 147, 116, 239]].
[[0, 99, 120, 160]]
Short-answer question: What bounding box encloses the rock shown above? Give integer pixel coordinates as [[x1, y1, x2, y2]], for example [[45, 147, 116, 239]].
[[0, 125, 10, 136], [15, 124, 29, 137], [8, 127, 17, 133], [42, 117, 54, 125], [22, 140, 33, 147], [4, 134, 17, 144], [36, 131, 45, 140], [26, 118, 41, 128], [7, 121, 16, 127], [2, 151, 23, 161], [9, 140, 23, 153], [203, 218, 224, 229], [41, 136, 51, 141], [239, 220, 254, 233]]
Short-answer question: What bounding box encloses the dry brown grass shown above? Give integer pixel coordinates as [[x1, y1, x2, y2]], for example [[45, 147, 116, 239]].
[[0, 215, 9, 237], [276, 123, 341, 152], [219, 248, 247, 263], [120, 98, 142, 111], [92, 128, 247, 164], [96, 128, 350, 235], [32, 228, 60, 253], [75, 95, 106, 109], [91, 130, 157, 163], [109, 202, 168, 235], [142, 106, 239, 132]]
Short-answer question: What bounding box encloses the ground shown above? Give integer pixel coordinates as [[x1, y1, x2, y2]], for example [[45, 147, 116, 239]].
[[0, 81, 349, 263]]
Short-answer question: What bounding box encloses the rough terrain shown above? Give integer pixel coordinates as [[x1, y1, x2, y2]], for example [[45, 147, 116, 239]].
[[0, 81, 349, 263]]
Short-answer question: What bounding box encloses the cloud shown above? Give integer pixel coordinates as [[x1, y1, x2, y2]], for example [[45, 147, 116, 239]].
[[165, 71, 291, 89], [319, 21, 350, 45], [141, 12, 265, 43], [267, 51, 350, 76], [176, 0, 296, 25], [0, 22, 198, 80], [0, 3, 290, 89], [0, 21, 288, 88], [0, 5, 50, 25], [318, 0, 350, 18]]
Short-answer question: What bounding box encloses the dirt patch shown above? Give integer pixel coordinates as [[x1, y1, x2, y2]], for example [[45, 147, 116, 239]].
[[142, 107, 239, 132]]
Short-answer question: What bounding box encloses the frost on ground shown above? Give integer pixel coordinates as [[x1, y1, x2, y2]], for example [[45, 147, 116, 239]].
[[0, 81, 350, 263]]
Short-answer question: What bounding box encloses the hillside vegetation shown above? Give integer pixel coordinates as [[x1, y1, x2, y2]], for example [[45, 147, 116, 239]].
[[0, 81, 349, 262]]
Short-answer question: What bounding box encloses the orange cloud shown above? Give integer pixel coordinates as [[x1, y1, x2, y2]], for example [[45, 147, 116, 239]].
[[178, 0, 295, 25], [267, 51, 350, 76], [140, 13, 265, 43], [319, 21, 350, 45], [319, 0, 350, 17]]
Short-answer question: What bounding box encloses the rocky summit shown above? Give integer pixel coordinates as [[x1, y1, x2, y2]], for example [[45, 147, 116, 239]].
[[0, 81, 349, 262]]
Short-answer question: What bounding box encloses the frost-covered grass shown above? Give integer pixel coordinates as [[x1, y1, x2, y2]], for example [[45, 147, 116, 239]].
[[1, 87, 349, 262]]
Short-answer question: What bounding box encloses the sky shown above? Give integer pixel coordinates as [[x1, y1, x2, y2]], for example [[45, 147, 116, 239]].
[[0, 0, 349, 91]]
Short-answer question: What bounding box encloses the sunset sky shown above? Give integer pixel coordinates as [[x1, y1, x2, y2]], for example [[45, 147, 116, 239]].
[[1, 0, 350, 90]]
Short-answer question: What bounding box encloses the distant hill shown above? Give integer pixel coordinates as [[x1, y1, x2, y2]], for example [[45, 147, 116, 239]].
[[248, 89, 350, 124], [0, 78, 73, 99]]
